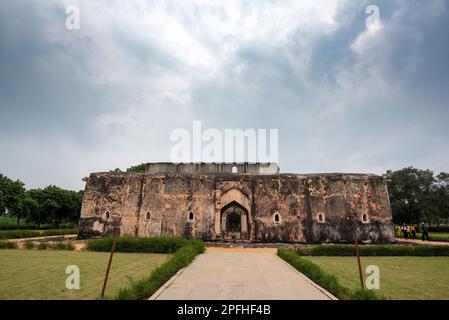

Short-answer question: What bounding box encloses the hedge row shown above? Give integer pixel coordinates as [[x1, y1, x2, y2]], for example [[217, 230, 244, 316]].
[[277, 248, 382, 300], [86, 236, 203, 254], [25, 241, 75, 251], [296, 244, 449, 256], [0, 241, 18, 249], [0, 228, 78, 240]]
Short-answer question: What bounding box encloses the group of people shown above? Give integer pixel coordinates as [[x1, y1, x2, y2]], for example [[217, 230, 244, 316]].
[[395, 223, 430, 241]]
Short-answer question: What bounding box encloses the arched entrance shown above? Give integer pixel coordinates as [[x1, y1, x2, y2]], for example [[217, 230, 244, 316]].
[[220, 201, 249, 240]]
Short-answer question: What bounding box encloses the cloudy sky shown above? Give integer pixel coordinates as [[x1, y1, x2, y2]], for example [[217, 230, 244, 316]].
[[1, 0, 448, 191]]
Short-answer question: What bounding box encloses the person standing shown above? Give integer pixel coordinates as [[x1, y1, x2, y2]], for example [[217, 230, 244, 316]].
[[410, 224, 416, 240], [402, 224, 408, 239], [421, 223, 430, 241]]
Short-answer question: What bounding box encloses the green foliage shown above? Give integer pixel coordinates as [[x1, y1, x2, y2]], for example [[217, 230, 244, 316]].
[[0, 173, 83, 229], [49, 242, 75, 251], [349, 289, 384, 300], [0, 241, 18, 249], [23, 240, 35, 249], [0, 174, 25, 219], [295, 244, 449, 256], [385, 167, 449, 224], [278, 248, 383, 300], [0, 228, 78, 240], [86, 236, 203, 253], [116, 244, 201, 300], [37, 242, 48, 250], [126, 163, 146, 173]]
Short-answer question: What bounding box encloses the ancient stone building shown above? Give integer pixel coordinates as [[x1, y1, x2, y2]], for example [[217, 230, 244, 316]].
[[78, 163, 395, 243]]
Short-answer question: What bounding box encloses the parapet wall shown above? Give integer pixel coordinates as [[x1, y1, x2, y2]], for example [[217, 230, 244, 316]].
[[145, 162, 280, 175]]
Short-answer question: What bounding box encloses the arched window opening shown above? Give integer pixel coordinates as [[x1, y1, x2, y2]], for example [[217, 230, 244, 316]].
[[146, 212, 151, 220], [274, 213, 280, 223], [362, 213, 369, 223], [105, 211, 110, 220], [188, 212, 194, 221], [232, 166, 238, 174], [318, 213, 325, 223]]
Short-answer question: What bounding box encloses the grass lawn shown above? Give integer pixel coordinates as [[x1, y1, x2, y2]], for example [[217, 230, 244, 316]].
[[303, 256, 449, 300], [0, 249, 169, 299], [415, 232, 449, 242]]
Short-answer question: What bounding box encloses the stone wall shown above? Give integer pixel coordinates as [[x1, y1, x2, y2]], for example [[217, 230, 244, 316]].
[[78, 171, 395, 243]]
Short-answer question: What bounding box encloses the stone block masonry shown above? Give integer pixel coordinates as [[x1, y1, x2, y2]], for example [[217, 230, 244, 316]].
[[78, 163, 395, 243]]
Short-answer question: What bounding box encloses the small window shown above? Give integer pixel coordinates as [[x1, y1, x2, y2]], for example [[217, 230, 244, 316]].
[[105, 211, 110, 220], [273, 213, 281, 224], [318, 213, 325, 223], [188, 212, 194, 221], [362, 213, 369, 223], [146, 212, 151, 220], [232, 166, 238, 173]]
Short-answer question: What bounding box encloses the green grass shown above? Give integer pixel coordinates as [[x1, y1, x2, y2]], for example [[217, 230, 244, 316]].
[[415, 232, 449, 242], [303, 256, 449, 300], [0, 249, 169, 299]]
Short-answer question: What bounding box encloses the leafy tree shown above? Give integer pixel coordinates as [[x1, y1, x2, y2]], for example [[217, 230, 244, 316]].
[[126, 163, 146, 173], [385, 167, 449, 224], [0, 174, 26, 222]]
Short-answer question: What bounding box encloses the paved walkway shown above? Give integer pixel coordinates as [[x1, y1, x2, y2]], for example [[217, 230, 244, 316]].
[[150, 248, 335, 300], [396, 238, 449, 246]]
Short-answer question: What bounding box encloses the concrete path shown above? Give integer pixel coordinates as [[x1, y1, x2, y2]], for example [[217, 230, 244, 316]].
[[150, 248, 336, 300], [396, 238, 449, 246]]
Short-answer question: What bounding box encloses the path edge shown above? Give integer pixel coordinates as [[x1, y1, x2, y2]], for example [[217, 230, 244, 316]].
[[275, 255, 339, 300]]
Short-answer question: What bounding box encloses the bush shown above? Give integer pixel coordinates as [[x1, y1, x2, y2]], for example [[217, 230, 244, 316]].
[[23, 240, 35, 249], [0, 241, 18, 249], [278, 248, 384, 300], [0, 228, 78, 240], [116, 244, 200, 300], [86, 236, 203, 254], [296, 244, 449, 256], [49, 242, 75, 251], [349, 289, 384, 300], [37, 242, 48, 250]]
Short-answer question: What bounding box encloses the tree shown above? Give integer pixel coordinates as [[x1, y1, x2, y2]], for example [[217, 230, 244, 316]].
[[384, 167, 435, 224], [384, 167, 449, 224], [0, 174, 26, 223], [126, 163, 146, 173]]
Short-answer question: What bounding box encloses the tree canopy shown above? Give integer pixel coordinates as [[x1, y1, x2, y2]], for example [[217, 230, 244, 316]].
[[384, 167, 449, 224], [0, 174, 83, 227]]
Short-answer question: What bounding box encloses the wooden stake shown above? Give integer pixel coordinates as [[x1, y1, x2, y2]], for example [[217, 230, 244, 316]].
[[100, 229, 117, 298], [354, 231, 364, 289]]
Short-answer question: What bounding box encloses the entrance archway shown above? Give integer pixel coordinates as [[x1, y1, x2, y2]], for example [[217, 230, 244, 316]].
[[220, 201, 249, 240]]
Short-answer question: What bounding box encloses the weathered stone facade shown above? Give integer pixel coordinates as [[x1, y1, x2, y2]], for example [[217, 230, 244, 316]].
[[78, 163, 395, 243]]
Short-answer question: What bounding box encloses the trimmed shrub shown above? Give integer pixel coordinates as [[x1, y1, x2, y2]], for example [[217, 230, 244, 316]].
[[296, 244, 449, 256], [0, 229, 78, 240], [350, 289, 384, 300], [23, 240, 35, 249], [37, 242, 48, 250], [49, 242, 75, 251], [86, 236, 203, 254], [116, 243, 203, 300], [0, 241, 18, 249], [278, 248, 384, 300]]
